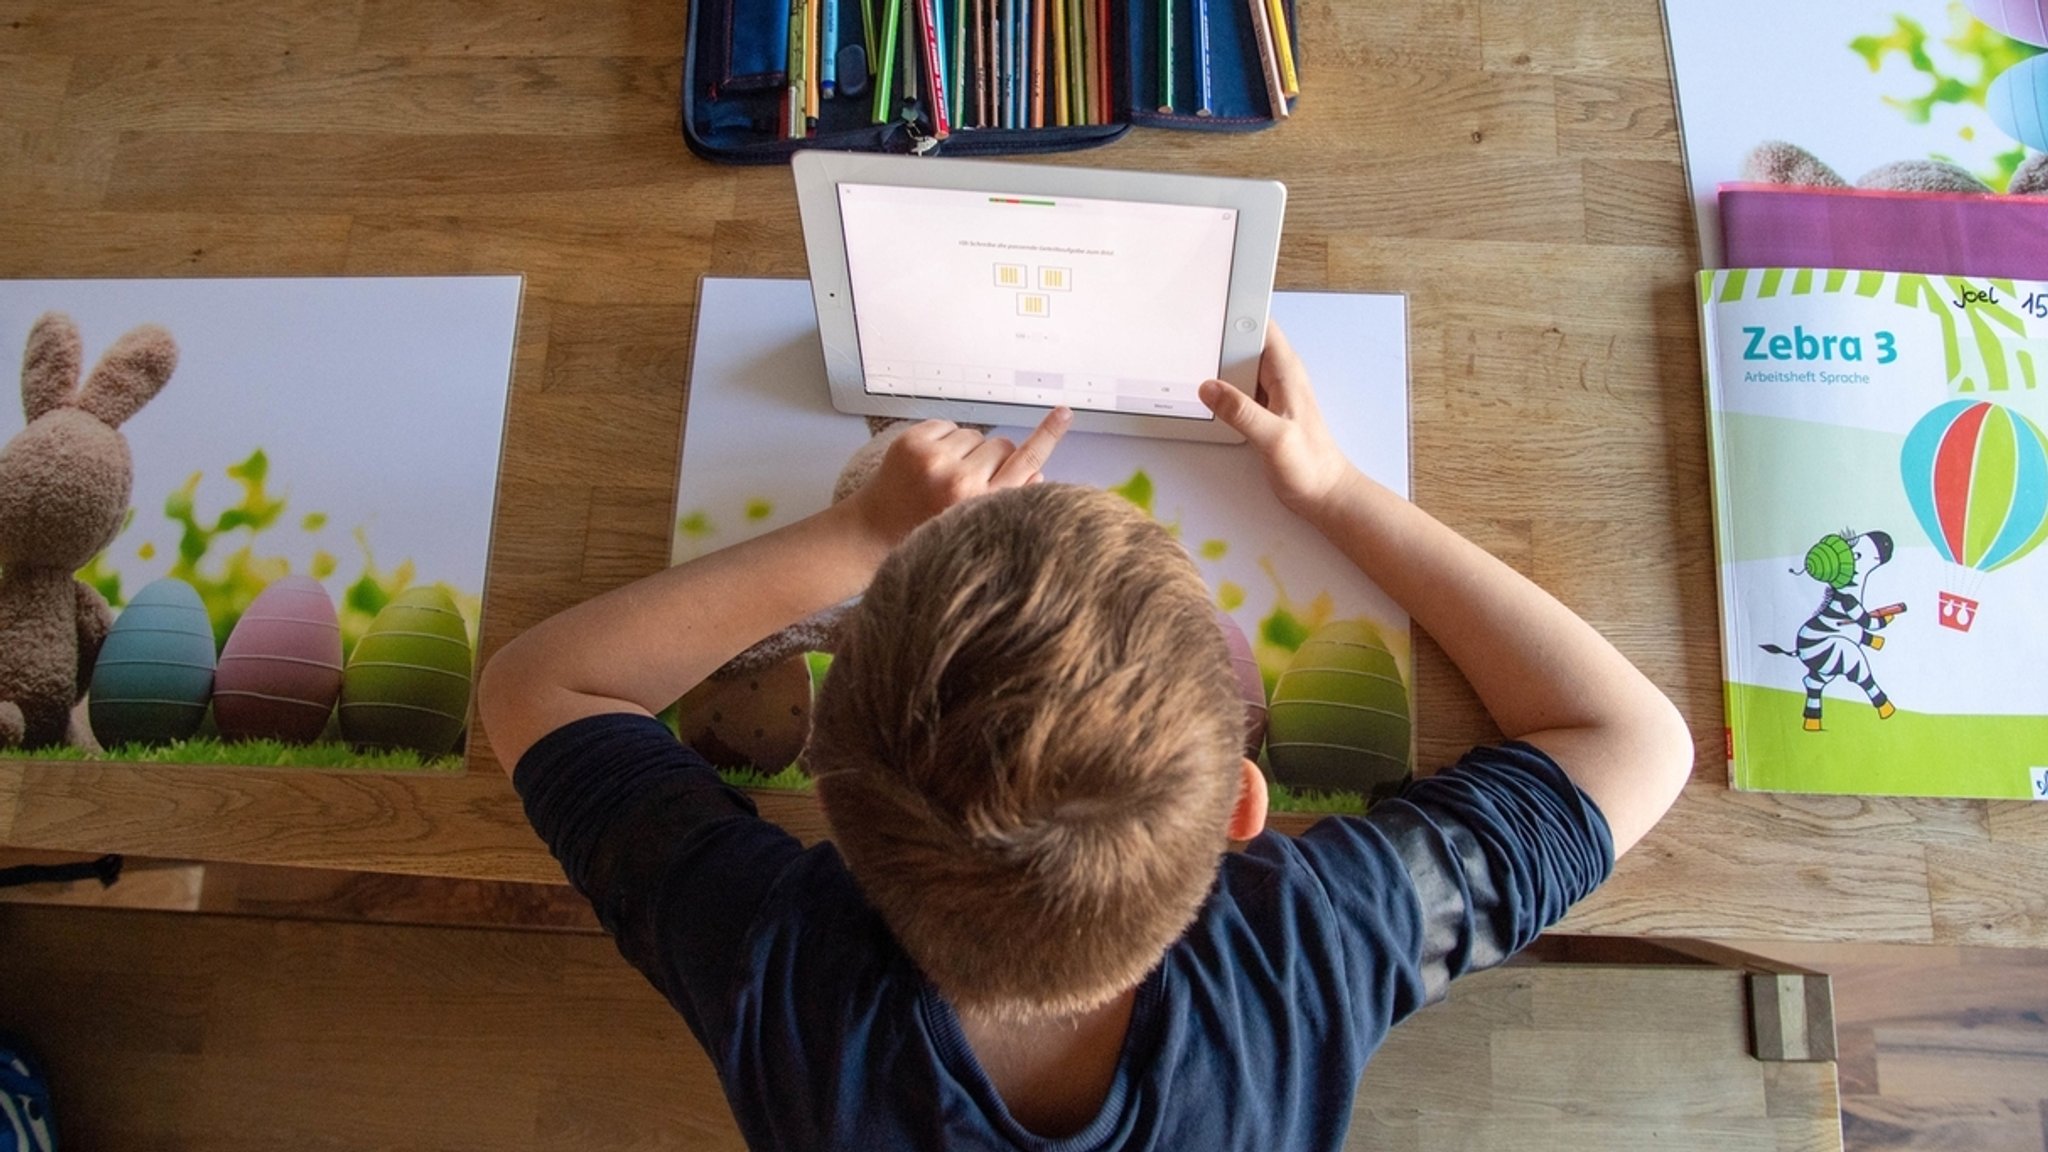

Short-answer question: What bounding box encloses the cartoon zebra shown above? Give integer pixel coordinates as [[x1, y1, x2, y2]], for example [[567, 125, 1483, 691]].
[[1760, 530, 1902, 731]]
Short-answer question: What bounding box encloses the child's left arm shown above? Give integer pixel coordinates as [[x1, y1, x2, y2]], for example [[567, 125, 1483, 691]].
[[480, 410, 1070, 771]]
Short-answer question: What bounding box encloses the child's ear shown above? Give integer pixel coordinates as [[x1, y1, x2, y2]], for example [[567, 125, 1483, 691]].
[[76, 324, 177, 429], [22, 312, 82, 422], [1227, 758, 1269, 842]]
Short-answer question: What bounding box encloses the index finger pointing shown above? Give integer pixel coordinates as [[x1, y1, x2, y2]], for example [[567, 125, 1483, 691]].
[[990, 406, 1073, 488]]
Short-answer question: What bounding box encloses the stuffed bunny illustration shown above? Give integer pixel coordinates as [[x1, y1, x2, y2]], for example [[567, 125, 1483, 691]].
[[1743, 140, 2048, 197], [0, 313, 177, 748]]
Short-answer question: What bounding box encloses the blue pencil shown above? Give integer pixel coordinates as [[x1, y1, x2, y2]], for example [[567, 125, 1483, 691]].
[[822, 0, 840, 96], [1193, 0, 1212, 116], [1018, 0, 1030, 125], [1017, 0, 1028, 128], [1019, 0, 1032, 124], [951, 0, 967, 127], [932, 0, 948, 120]]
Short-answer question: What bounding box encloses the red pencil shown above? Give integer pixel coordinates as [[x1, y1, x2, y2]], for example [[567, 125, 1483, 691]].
[[1030, 0, 1046, 127], [1094, 0, 1110, 123], [918, 0, 951, 136]]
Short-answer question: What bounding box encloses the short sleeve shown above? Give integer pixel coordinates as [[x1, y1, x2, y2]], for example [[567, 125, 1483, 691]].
[[513, 712, 807, 1044], [1289, 741, 1614, 1025]]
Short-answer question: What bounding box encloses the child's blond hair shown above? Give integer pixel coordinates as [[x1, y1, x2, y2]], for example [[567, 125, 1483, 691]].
[[808, 483, 1245, 1020]]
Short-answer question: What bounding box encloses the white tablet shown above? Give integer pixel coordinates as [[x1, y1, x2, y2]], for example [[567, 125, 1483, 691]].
[[792, 152, 1286, 442]]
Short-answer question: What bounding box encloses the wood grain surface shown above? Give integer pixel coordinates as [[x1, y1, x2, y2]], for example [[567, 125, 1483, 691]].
[[0, 904, 1841, 1152], [1735, 941, 2048, 1152], [2, 0, 2041, 946]]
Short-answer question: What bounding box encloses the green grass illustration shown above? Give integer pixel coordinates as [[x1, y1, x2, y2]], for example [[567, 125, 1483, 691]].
[[0, 736, 462, 774], [1729, 682, 2048, 798]]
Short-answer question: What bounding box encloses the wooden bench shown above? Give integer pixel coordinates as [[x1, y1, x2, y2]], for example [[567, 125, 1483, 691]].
[[0, 900, 1840, 1150]]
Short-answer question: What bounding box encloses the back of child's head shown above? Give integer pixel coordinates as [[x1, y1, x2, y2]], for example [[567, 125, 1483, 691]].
[[808, 482, 1245, 1021]]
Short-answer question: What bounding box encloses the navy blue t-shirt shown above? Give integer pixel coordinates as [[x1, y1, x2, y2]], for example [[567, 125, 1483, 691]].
[[515, 713, 1613, 1151]]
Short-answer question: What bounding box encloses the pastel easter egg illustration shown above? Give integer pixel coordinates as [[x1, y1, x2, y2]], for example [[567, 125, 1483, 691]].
[[673, 653, 812, 771], [1217, 610, 1268, 757], [339, 586, 474, 757], [1265, 618, 1412, 800], [213, 575, 344, 744], [87, 577, 216, 747], [1987, 54, 2048, 152], [1967, 0, 2048, 47]]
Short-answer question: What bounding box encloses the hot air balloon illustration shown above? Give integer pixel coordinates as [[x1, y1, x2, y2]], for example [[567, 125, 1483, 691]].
[[1899, 399, 2048, 632]]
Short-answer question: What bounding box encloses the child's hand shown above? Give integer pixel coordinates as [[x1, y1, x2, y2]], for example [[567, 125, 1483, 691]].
[[1198, 322, 1356, 517], [849, 407, 1073, 546]]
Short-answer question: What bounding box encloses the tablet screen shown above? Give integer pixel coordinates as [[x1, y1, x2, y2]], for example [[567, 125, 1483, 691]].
[[836, 182, 1238, 421]]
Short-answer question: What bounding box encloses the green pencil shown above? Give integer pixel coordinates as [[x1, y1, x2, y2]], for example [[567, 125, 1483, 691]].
[[861, 0, 877, 78], [873, 0, 902, 121], [1159, 0, 1173, 113]]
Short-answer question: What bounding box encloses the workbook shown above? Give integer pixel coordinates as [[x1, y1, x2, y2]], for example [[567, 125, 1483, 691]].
[[1699, 267, 2048, 799], [675, 277, 1412, 812]]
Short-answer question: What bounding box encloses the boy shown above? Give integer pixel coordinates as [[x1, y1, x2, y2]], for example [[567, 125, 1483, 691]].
[[479, 325, 1694, 1149]]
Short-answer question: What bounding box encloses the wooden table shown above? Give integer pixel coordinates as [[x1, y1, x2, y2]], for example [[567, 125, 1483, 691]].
[[2, 0, 2038, 948]]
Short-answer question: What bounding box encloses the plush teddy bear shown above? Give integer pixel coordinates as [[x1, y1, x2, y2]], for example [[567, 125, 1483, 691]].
[[1743, 139, 2048, 196], [0, 313, 177, 748], [673, 416, 955, 770]]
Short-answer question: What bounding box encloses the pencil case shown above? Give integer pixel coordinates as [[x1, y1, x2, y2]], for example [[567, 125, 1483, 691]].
[[680, 0, 1301, 162]]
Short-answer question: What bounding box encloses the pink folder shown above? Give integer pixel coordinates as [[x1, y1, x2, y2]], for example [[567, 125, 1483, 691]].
[[1719, 183, 2048, 277]]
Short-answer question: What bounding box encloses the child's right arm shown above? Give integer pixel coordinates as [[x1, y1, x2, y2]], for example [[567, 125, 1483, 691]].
[[1198, 324, 1692, 856]]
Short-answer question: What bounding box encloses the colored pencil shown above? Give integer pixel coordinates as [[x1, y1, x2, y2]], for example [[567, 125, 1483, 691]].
[[1087, 0, 1099, 124], [1081, 0, 1093, 122], [1081, 0, 1097, 121], [1158, 0, 1173, 112], [1001, 0, 1015, 127], [1245, 0, 1286, 119], [1264, 0, 1297, 96], [932, 0, 950, 119], [1023, 0, 1032, 127], [873, 0, 900, 121], [1193, 0, 1211, 115], [951, 0, 967, 127], [1078, 0, 1092, 123], [822, 0, 839, 96], [806, 0, 823, 124], [900, 0, 917, 117], [919, 0, 950, 136], [1049, 0, 1066, 124], [861, 0, 877, 77], [1016, 0, 1029, 126], [1018, 0, 1030, 127], [974, 0, 988, 125], [785, 0, 807, 135], [1031, 0, 1045, 126]]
